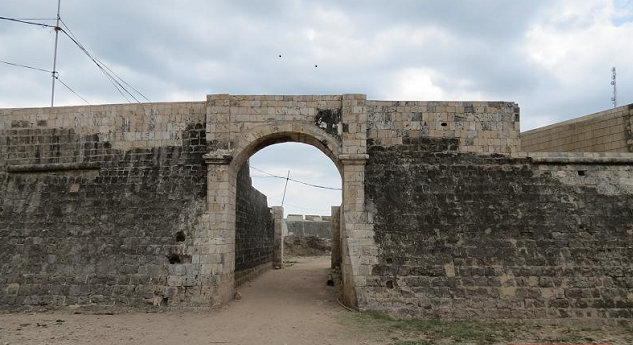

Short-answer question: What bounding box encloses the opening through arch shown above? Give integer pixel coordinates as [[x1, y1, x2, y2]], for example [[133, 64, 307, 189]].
[[233, 141, 343, 294]]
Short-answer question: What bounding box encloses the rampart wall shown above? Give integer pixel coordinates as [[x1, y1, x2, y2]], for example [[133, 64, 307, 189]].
[[521, 104, 633, 153], [2, 95, 633, 323], [0, 103, 212, 310], [285, 214, 332, 239], [364, 137, 633, 320], [234, 163, 274, 287]]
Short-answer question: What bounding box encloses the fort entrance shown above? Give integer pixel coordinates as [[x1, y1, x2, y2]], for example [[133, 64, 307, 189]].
[[2, 94, 633, 322], [203, 94, 370, 307]]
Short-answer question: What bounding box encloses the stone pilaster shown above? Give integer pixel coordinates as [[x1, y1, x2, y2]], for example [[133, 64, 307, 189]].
[[206, 94, 233, 151], [272, 206, 284, 268], [204, 152, 236, 306], [339, 94, 373, 309], [331, 206, 341, 269]]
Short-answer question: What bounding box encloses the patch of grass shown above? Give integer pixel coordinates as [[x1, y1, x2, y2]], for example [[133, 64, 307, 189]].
[[393, 341, 432, 345], [541, 335, 590, 344], [284, 260, 298, 268], [342, 312, 515, 345], [341, 312, 633, 345]]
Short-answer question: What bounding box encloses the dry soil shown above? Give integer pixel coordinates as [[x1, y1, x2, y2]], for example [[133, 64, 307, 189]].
[[0, 257, 377, 345], [1, 257, 631, 345]]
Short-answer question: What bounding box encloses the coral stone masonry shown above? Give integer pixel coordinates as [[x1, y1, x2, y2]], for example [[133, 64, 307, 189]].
[[1, 95, 633, 323]]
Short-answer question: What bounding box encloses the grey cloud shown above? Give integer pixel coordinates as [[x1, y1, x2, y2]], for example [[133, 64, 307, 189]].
[[2, 0, 631, 213], [0, 1, 631, 119]]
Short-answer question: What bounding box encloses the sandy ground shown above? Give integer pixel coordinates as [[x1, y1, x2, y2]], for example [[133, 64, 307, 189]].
[[4, 257, 629, 345], [0, 257, 376, 345]]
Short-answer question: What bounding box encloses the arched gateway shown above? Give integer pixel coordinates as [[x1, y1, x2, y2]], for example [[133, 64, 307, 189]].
[[202, 94, 372, 307], [2, 94, 633, 321]]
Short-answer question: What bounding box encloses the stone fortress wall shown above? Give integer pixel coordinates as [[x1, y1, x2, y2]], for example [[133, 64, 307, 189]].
[[285, 214, 332, 239], [0, 103, 212, 309], [2, 96, 633, 323], [234, 163, 275, 287], [521, 104, 633, 153], [0, 103, 275, 309]]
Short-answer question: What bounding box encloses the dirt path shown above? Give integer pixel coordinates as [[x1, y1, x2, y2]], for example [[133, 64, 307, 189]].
[[0, 257, 375, 345]]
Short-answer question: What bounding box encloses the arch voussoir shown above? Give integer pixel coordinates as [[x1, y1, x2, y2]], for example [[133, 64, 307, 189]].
[[230, 122, 343, 174], [204, 94, 368, 310]]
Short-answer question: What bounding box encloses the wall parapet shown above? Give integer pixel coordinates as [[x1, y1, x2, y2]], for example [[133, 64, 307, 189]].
[[521, 103, 633, 153], [514, 152, 633, 165]]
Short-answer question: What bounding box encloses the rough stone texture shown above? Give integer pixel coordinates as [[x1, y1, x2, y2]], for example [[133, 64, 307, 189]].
[[0, 111, 211, 310], [234, 163, 274, 286], [521, 103, 633, 153], [364, 136, 633, 320], [367, 100, 520, 154], [285, 215, 332, 239], [2, 95, 633, 322], [331, 206, 341, 269], [283, 235, 331, 257], [272, 206, 284, 268]]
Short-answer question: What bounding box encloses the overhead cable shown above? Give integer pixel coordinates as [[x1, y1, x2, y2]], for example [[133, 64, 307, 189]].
[[249, 165, 342, 191], [266, 197, 332, 213], [58, 23, 137, 103], [0, 16, 56, 28], [14, 18, 57, 21], [1, 58, 89, 104], [60, 19, 150, 102], [1, 15, 147, 104], [55, 76, 90, 104], [0, 59, 52, 73]]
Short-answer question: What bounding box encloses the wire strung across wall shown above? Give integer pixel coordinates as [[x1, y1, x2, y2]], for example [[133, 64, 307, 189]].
[[55, 77, 89, 104], [0, 16, 56, 28], [264, 197, 332, 213], [0, 59, 51, 73], [59, 18, 150, 103], [0, 59, 90, 105], [248, 165, 342, 191], [0, 15, 149, 105]]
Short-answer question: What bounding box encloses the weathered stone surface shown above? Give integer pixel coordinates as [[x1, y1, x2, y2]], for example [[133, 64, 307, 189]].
[[1, 96, 633, 322], [283, 235, 331, 257], [331, 206, 341, 269], [363, 136, 633, 320], [234, 163, 274, 286], [521, 104, 633, 153], [0, 122, 210, 310], [285, 216, 332, 239]]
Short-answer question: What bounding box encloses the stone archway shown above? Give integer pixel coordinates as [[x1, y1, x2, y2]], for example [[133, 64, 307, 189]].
[[202, 94, 373, 308]]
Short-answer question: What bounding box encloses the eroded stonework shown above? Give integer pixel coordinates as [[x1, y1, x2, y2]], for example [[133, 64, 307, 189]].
[[1, 96, 633, 323]]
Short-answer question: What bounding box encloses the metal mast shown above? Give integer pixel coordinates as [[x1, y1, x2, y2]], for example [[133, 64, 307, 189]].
[[50, 0, 61, 107], [611, 67, 617, 108], [281, 170, 291, 206]]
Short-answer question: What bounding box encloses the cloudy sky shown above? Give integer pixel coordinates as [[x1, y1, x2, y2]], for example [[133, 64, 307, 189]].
[[1, 0, 632, 215]]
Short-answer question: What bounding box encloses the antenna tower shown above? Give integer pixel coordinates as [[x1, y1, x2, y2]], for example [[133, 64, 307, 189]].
[[50, 0, 61, 107], [611, 67, 617, 108]]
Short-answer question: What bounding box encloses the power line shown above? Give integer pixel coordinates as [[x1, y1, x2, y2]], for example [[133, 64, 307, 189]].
[[0, 59, 52, 73], [0, 16, 56, 28], [249, 165, 342, 191], [56, 76, 90, 104], [1, 12, 149, 105], [58, 24, 137, 103], [266, 197, 332, 213], [60, 19, 150, 102], [94, 56, 150, 102], [1, 13, 138, 104], [14, 18, 57, 21], [0, 58, 89, 104], [58, 27, 135, 103]]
